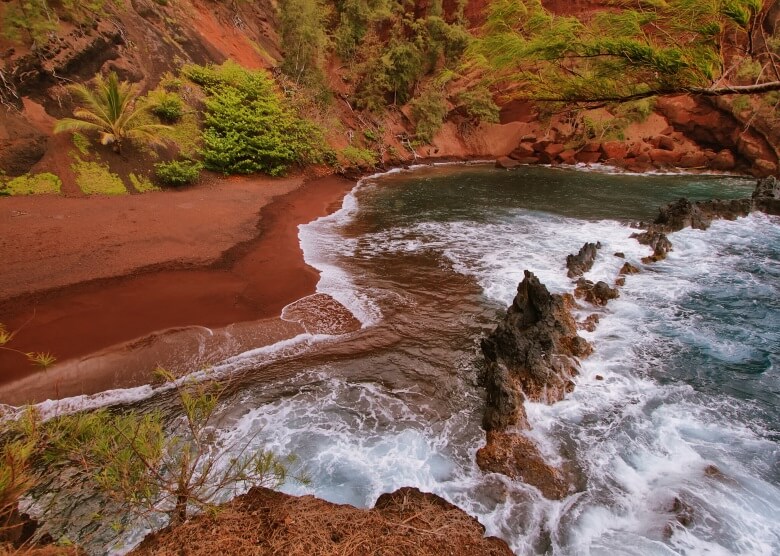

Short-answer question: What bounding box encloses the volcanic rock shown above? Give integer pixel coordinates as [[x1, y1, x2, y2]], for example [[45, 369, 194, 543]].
[[574, 279, 619, 306], [578, 313, 600, 332], [753, 176, 780, 215], [709, 149, 736, 171], [481, 271, 593, 433], [632, 230, 673, 262], [619, 262, 640, 275], [476, 431, 570, 500], [495, 156, 522, 169], [654, 198, 711, 232], [566, 241, 601, 278], [600, 141, 628, 161], [575, 151, 601, 164]]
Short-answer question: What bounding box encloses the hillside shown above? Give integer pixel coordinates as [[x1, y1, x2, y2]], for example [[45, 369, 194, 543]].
[[2, 0, 780, 195]]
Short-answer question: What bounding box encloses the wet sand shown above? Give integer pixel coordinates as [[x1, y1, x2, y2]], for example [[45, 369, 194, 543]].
[[0, 173, 356, 403]]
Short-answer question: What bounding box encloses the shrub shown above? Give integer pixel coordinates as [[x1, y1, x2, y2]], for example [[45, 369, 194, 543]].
[[150, 91, 184, 123], [182, 62, 331, 175], [456, 87, 500, 125], [340, 146, 377, 168], [155, 159, 202, 186], [410, 88, 448, 144]]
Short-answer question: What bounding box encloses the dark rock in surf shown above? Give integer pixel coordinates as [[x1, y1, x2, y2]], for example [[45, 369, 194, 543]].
[[481, 270, 592, 432], [574, 279, 619, 306], [632, 230, 673, 263], [478, 272, 596, 499], [696, 198, 752, 221], [753, 175, 780, 215], [620, 262, 640, 275], [566, 242, 601, 278], [578, 313, 600, 332], [654, 198, 712, 232]]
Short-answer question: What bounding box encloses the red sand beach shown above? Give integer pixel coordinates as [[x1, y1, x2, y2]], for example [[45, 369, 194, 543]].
[[0, 172, 356, 404]]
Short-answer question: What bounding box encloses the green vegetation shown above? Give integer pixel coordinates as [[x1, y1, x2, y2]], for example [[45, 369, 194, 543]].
[[182, 62, 331, 175], [72, 160, 127, 195], [0, 369, 302, 541], [71, 132, 91, 156], [279, 0, 330, 87], [54, 72, 170, 154], [2, 0, 115, 44], [154, 159, 202, 186], [148, 90, 185, 123], [410, 87, 448, 143], [340, 145, 378, 167], [455, 87, 500, 127], [469, 0, 776, 103], [128, 172, 160, 193], [0, 172, 61, 195]]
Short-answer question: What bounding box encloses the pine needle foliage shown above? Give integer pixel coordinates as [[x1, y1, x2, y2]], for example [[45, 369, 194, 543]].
[[469, 0, 771, 102]]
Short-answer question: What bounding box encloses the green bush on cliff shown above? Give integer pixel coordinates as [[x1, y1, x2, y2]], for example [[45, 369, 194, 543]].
[[410, 88, 448, 144], [149, 91, 185, 123], [182, 62, 331, 175]]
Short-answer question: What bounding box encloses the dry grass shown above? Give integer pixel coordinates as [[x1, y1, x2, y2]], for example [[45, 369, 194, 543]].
[[133, 487, 512, 556]]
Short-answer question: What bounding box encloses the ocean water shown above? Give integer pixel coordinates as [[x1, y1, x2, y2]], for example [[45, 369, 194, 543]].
[[31, 165, 780, 554], [209, 165, 779, 555]]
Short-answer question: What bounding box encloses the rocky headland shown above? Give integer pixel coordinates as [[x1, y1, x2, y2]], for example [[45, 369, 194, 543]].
[[477, 176, 779, 500]]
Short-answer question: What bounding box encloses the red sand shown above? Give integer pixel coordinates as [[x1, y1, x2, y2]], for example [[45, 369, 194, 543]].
[[0, 173, 355, 402]]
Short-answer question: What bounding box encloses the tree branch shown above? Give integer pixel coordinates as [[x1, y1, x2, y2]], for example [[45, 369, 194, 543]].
[[524, 80, 780, 103]]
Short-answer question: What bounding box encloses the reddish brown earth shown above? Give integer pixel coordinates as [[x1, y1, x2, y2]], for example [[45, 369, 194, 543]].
[[0, 173, 355, 400], [132, 487, 512, 556]]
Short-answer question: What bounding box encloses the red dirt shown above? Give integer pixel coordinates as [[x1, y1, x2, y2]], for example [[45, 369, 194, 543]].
[[132, 486, 512, 556], [0, 173, 355, 395]]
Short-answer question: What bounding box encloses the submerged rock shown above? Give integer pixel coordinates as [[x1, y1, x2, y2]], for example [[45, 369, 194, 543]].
[[566, 241, 601, 278], [476, 431, 571, 500]]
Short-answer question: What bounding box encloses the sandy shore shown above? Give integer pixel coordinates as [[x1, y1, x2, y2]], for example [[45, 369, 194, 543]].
[[0, 172, 356, 403]]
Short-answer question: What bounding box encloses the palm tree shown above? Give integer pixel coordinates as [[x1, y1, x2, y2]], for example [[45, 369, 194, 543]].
[[54, 72, 170, 154]]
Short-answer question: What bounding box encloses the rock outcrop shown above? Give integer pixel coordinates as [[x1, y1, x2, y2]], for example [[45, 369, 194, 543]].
[[133, 486, 513, 556], [630, 177, 778, 267], [753, 176, 780, 215], [566, 241, 601, 278], [574, 278, 619, 306], [478, 271, 592, 499], [481, 270, 592, 423], [632, 230, 673, 263]]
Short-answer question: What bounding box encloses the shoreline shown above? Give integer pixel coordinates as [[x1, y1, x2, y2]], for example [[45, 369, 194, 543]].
[[0, 159, 760, 405], [0, 172, 356, 403]]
